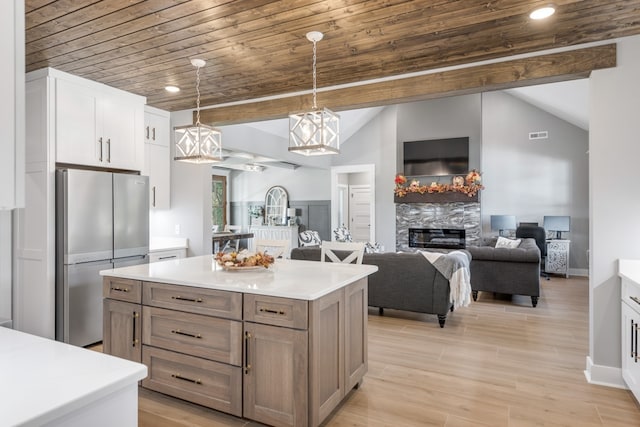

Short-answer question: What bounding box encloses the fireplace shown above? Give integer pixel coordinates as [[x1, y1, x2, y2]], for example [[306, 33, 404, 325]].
[[408, 228, 466, 250]]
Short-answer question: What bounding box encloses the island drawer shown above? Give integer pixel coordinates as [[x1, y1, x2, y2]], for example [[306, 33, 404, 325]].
[[143, 281, 242, 320], [142, 346, 242, 417], [142, 306, 242, 366], [102, 277, 142, 303], [244, 294, 308, 329]]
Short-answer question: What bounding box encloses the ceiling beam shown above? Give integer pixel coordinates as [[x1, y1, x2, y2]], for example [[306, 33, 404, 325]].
[[198, 43, 615, 126]]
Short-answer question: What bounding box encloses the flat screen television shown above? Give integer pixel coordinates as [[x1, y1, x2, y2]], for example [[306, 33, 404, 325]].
[[403, 137, 469, 176]]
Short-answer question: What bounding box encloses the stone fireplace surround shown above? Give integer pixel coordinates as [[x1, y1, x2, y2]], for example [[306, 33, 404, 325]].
[[396, 196, 480, 252]]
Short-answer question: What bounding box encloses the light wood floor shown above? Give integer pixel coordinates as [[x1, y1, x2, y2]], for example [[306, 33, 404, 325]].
[[100, 276, 640, 426]]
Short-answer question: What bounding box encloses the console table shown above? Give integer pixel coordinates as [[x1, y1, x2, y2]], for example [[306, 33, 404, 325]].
[[545, 239, 570, 277]]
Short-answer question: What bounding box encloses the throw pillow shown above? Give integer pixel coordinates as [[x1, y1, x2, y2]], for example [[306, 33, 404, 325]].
[[299, 230, 321, 247], [495, 236, 521, 249], [333, 226, 353, 242]]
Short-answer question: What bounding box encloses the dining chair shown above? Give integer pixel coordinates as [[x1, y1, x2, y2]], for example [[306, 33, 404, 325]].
[[223, 224, 242, 251], [255, 239, 290, 259], [320, 241, 365, 265]]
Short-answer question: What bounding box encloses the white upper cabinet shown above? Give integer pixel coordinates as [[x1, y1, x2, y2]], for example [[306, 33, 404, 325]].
[[143, 106, 171, 210], [0, 0, 25, 209], [55, 72, 144, 171]]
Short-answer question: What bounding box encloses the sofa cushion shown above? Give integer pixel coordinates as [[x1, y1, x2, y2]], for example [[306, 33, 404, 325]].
[[467, 238, 540, 263]]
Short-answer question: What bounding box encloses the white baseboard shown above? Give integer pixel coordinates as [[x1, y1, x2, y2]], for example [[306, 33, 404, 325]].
[[569, 268, 589, 277], [584, 356, 626, 389]]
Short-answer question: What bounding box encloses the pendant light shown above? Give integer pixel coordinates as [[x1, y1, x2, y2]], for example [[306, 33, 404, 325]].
[[174, 58, 223, 163], [288, 31, 340, 156]]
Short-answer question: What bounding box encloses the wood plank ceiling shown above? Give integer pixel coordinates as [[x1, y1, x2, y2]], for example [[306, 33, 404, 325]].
[[25, 0, 640, 123]]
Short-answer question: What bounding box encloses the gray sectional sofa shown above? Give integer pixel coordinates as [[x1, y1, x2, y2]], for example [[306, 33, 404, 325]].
[[290, 248, 455, 327], [466, 238, 541, 307]]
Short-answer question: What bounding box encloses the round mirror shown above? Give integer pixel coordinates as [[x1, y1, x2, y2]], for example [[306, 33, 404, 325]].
[[264, 186, 288, 226]]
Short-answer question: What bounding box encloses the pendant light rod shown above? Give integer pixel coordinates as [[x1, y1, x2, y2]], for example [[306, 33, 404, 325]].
[[306, 31, 323, 110], [191, 58, 206, 126]]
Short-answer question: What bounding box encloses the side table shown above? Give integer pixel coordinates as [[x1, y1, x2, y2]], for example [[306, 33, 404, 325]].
[[545, 239, 570, 278]]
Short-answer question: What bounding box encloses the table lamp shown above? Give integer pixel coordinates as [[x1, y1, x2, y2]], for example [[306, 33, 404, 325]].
[[543, 216, 570, 239], [490, 215, 516, 237], [287, 208, 297, 226]]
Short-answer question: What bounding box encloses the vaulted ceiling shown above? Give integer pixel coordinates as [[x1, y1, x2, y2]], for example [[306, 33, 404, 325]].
[[25, 1, 640, 124]]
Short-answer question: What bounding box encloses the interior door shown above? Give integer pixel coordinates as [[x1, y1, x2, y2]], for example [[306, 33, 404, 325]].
[[349, 185, 371, 242]]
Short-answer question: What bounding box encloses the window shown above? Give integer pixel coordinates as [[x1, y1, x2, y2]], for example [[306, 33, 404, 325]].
[[212, 175, 227, 231]]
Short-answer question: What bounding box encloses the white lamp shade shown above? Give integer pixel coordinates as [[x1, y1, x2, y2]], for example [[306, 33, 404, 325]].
[[490, 215, 516, 231], [543, 216, 570, 232], [289, 107, 340, 155], [174, 123, 223, 163], [287, 208, 297, 217]]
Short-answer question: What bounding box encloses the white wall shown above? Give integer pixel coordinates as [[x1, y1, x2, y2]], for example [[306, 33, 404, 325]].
[[588, 35, 640, 384], [333, 106, 398, 251], [230, 166, 330, 203], [482, 91, 589, 271]]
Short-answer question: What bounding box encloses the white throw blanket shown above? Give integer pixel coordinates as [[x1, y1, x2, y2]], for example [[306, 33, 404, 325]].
[[418, 250, 472, 309]]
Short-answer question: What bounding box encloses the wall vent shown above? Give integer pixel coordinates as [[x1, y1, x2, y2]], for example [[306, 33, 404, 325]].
[[529, 131, 549, 140]]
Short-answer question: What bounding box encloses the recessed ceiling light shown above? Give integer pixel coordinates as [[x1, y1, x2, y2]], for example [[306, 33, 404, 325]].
[[165, 85, 180, 93], [530, 4, 556, 20]]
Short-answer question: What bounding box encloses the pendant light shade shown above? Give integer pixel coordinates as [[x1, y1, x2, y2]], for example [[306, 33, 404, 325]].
[[174, 58, 222, 164], [288, 31, 340, 156]]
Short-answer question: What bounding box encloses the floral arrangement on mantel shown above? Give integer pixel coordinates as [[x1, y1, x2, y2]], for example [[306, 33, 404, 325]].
[[394, 170, 484, 198]]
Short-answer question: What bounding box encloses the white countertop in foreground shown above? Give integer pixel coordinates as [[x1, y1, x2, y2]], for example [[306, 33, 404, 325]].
[[619, 259, 640, 283], [0, 327, 147, 427], [100, 255, 378, 300]]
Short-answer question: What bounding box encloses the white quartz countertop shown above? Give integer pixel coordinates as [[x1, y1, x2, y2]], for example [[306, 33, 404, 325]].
[[619, 259, 640, 283], [0, 327, 147, 426], [100, 255, 378, 300]]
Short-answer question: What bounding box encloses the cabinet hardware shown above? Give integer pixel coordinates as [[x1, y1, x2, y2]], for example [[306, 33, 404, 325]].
[[99, 137, 103, 161], [106, 138, 111, 163], [171, 373, 202, 385], [630, 296, 640, 306], [631, 320, 638, 363], [171, 329, 202, 339], [152, 127, 156, 141], [152, 186, 156, 207], [132, 311, 139, 347], [259, 307, 286, 315], [158, 255, 177, 260], [244, 331, 251, 374], [171, 296, 203, 303], [145, 126, 149, 139], [111, 286, 130, 293]]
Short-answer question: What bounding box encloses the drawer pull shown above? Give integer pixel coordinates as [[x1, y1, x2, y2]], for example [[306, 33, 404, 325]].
[[111, 286, 130, 293], [171, 329, 202, 339], [244, 331, 252, 374], [158, 255, 177, 260], [171, 373, 202, 385], [630, 296, 640, 306], [132, 311, 139, 347], [259, 308, 286, 315], [171, 296, 203, 303]]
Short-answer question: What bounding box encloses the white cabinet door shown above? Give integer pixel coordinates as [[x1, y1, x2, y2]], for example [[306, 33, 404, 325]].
[[144, 108, 171, 209], [100, 94, 139, 170], [144, 109, 170, 147], [622, 301, 640, 402], [56, 77, 144, 171], [56, 79, 100, 167], [146, 143, 170, 209]]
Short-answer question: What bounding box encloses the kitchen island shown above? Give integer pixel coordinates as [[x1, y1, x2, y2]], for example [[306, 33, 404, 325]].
[[100, 255, 377, 427], [0, 327, 147, 427]]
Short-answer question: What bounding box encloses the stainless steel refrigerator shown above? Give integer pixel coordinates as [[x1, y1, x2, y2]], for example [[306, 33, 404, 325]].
[[55, 169, 149, 347]]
